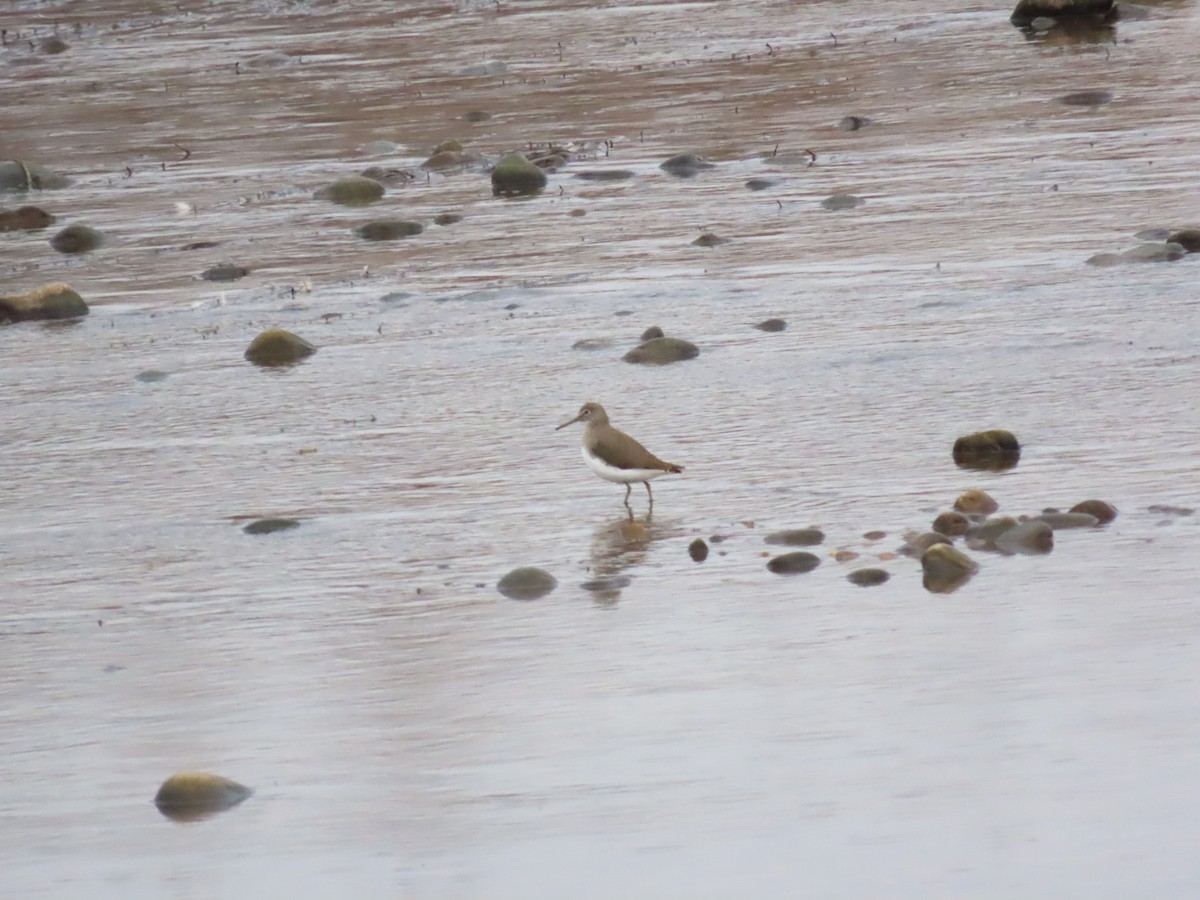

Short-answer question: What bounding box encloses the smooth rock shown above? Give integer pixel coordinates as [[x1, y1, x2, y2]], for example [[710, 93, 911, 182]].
[[50, 224, 103, 254], [1010, 0, 1113, 27], [155, 772, 253, 821], [953, 429, 1021, 470], [744, 178, 779, 191], [692, 233, 729, 247], [135, 370, 169, 383], [434, 213, 463, 226], [754, 318, 787, 332], [433, 138, 463, 154], [848, 568, 890, 587], [0, 161, 71, 191], [243, 517, 301, 535], [932, 511, 970, 537], [0, 205, 54, 231], [767, 551, 821, 575], [622, 337, 699, 365], [995, 520, 1054, 555], [1166, 228, 1200, 253], [491, 152, 547, 197], [764, 528, 825, 547], [497, 566, 557, 600], [315, 175, 385, 206], [201, 264, 249, 282], [1069, 499, 1117, 523], [355, 220, 423, 241], [821, 193, 863, 211], [902, 531, 952, 556], [688, 538, 709, 562], [0, 282, 88, 323], [1035, 511, 1099, 529], [955, 488, 999, 515], [921, 544, 979, 593], [639, 325, 665, 342], [660, 153, 715, 177], [244, 329, 316, 367]]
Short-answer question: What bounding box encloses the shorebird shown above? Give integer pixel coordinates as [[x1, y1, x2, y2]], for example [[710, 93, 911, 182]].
[[556, 402, 683, 508]]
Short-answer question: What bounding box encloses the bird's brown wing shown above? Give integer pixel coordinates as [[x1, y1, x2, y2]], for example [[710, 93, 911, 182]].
[[591, 431, 683, 473]]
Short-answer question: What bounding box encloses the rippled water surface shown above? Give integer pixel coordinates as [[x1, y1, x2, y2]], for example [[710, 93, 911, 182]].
[[3, 1, 1200, 897]]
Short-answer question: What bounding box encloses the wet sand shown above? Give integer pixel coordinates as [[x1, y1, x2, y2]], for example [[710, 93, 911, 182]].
[[2, 1, 1200, 897]]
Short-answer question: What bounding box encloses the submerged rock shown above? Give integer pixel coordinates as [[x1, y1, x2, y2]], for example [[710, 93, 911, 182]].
[[688, 538, 709, 562], [574, 169, 636, 182], [497, 566, 557, 600], [315, 175, 385, 206], [921, 544, 979, 593], [0, 160, 71, 192], [1035, 511, 1099, 529], [821, 193, 864, 211], [754, 318, 787, 332], [572, 337, 614, 351], [201, 264, 249, 282], [1089, 242, 1185, 265], [745, 178, 779, 191], [0, 205, 54, 231], [765, 528, 825, 547], [965, 515, 1020, 550], [244, 329, 316, 367], [0, 282, 88, 323], [660, 153, 715, 177], [995, 520, 1054, 555], [837, 115, 874, 131], [692, 233, 729, 247], [355, 220, 424, 241], [953, 429, 1021, 471], [954, 488, 999, 515], [622, 337, 699, 365], [848, 568, 890, 587], [491, 152, 547, 197], [434, 212, 463, 226], [1010, 0, 1113, 27], [767, 551, 821, 575], [1069, 499, 1117, 523], [243, 517, 301, 535], [154, 772, 253, 821], [50, 224, 103, 254], [1057, 89, 1114, 107]]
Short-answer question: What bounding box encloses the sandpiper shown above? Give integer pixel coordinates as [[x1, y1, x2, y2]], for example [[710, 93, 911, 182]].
[[556, 402, 683, 508]]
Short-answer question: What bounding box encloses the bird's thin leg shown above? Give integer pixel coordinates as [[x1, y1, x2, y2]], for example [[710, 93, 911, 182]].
[[644, 481, 654, 509], [623, 484, 632, 508]]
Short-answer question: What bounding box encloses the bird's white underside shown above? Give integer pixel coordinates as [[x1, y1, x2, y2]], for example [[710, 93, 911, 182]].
[[582, 446, 670, 484]]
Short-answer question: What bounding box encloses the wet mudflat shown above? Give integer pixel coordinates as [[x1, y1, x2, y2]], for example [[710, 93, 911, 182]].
[[2, 0, 1200, 897]]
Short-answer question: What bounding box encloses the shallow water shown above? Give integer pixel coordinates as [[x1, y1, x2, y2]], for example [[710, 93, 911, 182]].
[[3, 1, 1200, 897]]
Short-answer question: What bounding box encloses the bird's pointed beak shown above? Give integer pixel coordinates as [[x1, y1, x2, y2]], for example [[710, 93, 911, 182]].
[[555, 412, 585, 430]]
